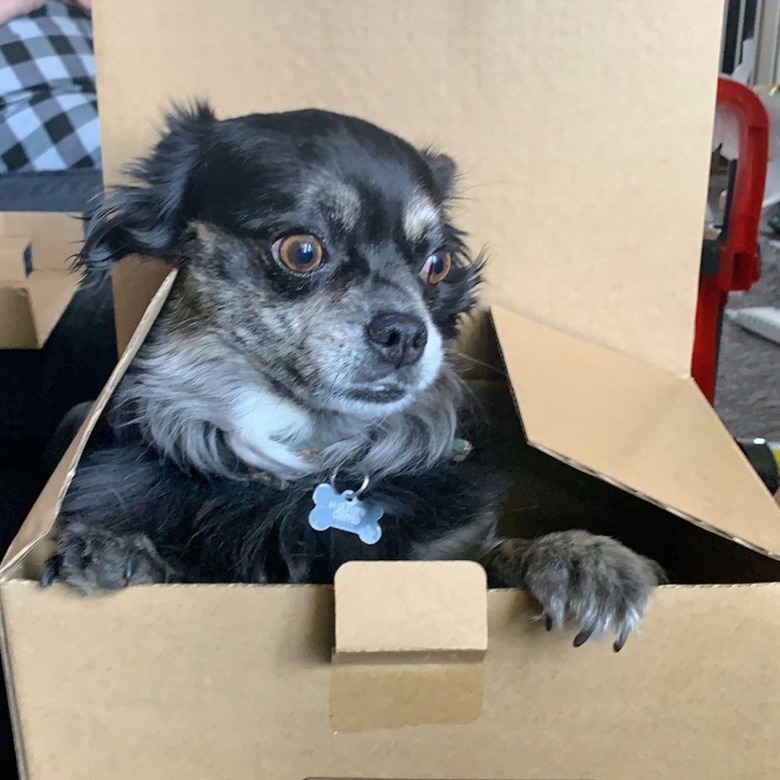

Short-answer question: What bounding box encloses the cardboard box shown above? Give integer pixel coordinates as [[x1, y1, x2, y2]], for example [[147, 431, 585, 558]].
[[4, 1, 780, 778], [0, 213, 82, 349]]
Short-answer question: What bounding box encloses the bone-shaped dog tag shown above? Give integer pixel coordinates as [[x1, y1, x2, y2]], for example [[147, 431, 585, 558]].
[[308, 483, 383, 545]]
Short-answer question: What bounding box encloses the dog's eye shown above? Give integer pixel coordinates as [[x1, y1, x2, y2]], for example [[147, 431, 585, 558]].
[[419, 250, 452, 285], [274, 234, 325, 273]]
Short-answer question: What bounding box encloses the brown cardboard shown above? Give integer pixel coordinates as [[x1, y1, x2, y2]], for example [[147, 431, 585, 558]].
[[331, 562, 488, 728], [0, 287, 36, 349], [334, 561, 487, 662], [0, 238, 31, 282], [4, 579, 780, 780], [0, 212, 83, 349], [329, 660, 485, 731], [0, 213, 83, 273], [492, 305, 780, 556], [92, 0, 722, 372], [7, 1, 780, 779], [0, 273, 79, 349]]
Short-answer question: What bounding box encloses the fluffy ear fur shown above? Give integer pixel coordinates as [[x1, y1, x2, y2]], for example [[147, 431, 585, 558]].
[[76, 101, 217, 276], [421, 148, 458, 200]]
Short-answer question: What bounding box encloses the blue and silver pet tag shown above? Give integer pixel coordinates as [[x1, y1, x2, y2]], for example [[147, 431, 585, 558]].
[[308, 475, 383, 545]]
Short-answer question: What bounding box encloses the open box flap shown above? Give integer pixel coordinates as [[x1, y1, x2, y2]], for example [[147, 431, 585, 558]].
[[492, 304, 780, 558], [93, 0, 723, 372], [0, 272, 178, 581]]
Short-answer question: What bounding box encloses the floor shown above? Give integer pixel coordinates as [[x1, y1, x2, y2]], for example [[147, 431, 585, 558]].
[[715, 235, 780, 440]]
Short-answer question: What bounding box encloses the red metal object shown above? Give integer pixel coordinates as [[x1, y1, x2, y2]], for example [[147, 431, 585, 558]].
[[693, 76, 769, 402]]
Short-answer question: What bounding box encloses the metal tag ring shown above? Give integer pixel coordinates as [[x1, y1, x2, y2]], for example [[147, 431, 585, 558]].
[[330, 469, 370, 499]]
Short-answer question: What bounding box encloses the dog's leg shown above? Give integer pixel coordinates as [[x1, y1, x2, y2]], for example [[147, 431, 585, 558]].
[[42, 522, 182, 594], [481, 531, 666, 652], [41, 442, 201, 593]]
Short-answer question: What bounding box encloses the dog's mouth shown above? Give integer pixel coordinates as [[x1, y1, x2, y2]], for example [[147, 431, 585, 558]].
[[342, 383, 408, 404], [310, 324, 445, 415]]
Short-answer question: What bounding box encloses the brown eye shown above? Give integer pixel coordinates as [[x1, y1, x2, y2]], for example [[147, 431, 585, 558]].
[[419, 250, 452, 285], [274, 234, 325, 273]]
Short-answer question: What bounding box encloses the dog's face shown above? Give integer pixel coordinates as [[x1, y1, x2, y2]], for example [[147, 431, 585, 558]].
[[82, 104, 480, 420]]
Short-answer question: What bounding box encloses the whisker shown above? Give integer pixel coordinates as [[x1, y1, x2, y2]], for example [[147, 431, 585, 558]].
[[449, 350, 507, 379]]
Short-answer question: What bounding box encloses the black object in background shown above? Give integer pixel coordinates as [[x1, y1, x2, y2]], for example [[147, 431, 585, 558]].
[[736, 438, 780, 496]]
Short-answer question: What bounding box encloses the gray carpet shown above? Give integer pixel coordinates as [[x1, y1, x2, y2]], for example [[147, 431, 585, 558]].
[[715, 236, 780, 441]]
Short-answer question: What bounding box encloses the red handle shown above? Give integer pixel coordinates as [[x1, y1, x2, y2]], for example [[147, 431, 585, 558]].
[[692, 77, 769, 402]]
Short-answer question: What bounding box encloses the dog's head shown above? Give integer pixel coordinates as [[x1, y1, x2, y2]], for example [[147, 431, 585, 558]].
[[84, 103, 483, 477]]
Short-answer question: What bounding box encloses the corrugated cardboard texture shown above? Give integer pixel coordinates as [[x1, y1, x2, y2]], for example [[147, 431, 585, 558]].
[[3, 580, 780, 780], [93, 0, 722, 372], [492, 305, 780, 556], [334, 562, 487, 660]]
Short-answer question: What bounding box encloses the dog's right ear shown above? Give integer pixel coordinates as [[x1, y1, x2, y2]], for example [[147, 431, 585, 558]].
[[421, 148, 458, 202], [76, 101, 217, 276]]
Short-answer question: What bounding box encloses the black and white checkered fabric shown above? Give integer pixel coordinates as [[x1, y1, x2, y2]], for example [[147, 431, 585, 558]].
[[0, 1, 101, 173]]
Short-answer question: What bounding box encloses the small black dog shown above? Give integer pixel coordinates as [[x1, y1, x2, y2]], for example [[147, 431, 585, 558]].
[[43, 103, 663, 651]]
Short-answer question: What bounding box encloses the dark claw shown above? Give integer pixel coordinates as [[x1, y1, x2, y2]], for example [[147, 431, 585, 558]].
[[573, 628, 593, 647], [41, 555, 62, 587], [613, 635, 628, 653], [124, 552, 138, 583], [545, 615, 553, 631]]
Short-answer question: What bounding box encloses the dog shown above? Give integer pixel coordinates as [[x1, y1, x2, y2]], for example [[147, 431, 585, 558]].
[[42, 102, 664, 652]]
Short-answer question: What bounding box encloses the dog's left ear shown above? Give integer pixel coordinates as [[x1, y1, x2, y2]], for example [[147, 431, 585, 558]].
[[421, 149, 457, 200]]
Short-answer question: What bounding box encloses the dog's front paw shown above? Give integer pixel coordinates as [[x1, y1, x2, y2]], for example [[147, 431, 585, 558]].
[[42, 523, 178, 594], [519, 531, 665, 651]]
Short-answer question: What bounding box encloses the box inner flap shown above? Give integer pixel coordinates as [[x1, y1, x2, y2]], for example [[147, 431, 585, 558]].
[[0, 237, 31, 282], [334, 562, 487, 658], [0, 286, 35, 349], [0, 272, 78, 349], [491, 304, 780, 557], [0, 272, 178, 579], [25, 270, 80, 346], [94, 0, 723, 373]]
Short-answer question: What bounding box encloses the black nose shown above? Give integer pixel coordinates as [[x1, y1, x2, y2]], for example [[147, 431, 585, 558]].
[[366, 312, 428, 368]]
